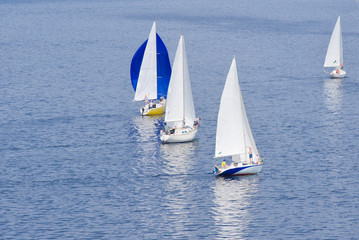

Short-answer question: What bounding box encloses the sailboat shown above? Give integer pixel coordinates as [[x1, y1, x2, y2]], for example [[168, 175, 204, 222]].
[[130, 22, 171, 115], [213, 57, 263, 176], [160, 34, 200, 143], [324, 16, 346, 78]]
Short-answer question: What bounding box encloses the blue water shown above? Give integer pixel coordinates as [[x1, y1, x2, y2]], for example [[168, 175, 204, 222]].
[[1, 0, 359, 239]]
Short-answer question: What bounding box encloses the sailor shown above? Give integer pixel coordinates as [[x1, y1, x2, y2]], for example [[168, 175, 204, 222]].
[[254, 154, 263, 164], [149, 100, 155, 109], [164, 122, 169, 134], [194, 118, 200, 127], [246, 146, 253, 164]]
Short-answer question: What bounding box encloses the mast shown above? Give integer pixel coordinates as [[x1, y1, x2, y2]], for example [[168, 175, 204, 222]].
[[239, 66, 247, 163], [242, 107, 247, 162], [339, 17, 343, 66], [182, 34, 185, 127]]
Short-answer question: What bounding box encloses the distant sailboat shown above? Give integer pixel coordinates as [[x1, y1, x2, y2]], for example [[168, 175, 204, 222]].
[[324, 16, 346, 78], [130, 22, 171, 115], [213, 57, 262, 176], [160, 34, 200, 143]]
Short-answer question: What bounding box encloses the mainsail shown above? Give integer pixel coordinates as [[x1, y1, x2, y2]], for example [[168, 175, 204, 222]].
[[215, 57, 258, 163], [324, 16, 343, 68], [130, 22, 171, 100], [164, 35, 196, 128]]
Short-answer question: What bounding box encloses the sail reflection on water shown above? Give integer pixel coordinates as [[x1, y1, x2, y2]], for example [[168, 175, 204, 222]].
[[160, 141, 198, 175], [132, 115, 162, 142], [323, 78, 343, 114], [321, 78, 345, 164], [129, 115, 163, 175], [212, 176, 260, 239], [159, 142, 199, 237]]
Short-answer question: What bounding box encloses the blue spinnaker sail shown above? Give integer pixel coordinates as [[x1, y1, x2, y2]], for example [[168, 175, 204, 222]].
[[130, 34, 171, 99]]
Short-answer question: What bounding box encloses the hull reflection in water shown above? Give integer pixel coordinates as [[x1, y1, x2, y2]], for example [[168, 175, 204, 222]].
[[213, 176, 260, 239], [323, 78, 343, 114], [129, 115, 164, 176], [161, 141, 198, 175], [160, 142, 199, 237], [132, 115, 163, 142]]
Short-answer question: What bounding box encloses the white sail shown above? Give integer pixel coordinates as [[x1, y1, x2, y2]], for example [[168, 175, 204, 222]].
[[324, 16, 343, 68], [165, 35, 196, 128], [241, 91, 258, 162], [215, 57, 244, 158], [183, 37, 196, 127], [215, 57, 258, 162], [134, 22, 157, 101]]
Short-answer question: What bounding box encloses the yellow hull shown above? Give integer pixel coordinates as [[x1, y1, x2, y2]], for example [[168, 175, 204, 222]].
[[143, 105, 165, 116]]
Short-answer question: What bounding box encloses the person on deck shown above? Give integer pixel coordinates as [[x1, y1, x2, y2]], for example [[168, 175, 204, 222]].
[[150, 100, 155, 108], [164, 123, 169, 134], [255, 154, 263, 164], [246, 146, 253, 164], [194, 118, 200, 128], [160, 96, 165, 104], [221, 159, 227, 168]]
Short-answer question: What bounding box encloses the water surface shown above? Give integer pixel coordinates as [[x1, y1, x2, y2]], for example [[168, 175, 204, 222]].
[[1, 0, 359, 239]]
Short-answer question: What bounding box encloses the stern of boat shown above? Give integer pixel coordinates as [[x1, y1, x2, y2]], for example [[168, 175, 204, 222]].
[[330, 69, 346, 78], [160, 128, 197, 143], [141, 102, 165, 116]]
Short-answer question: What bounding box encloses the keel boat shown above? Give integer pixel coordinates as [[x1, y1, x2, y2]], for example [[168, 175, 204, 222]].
[[324, 16, 346, 78], [213, 57, 263, 176], [130, 22, 171, 115], [160, 34, 199, 143]]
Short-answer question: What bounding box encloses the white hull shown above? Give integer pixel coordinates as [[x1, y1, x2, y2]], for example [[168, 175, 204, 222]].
[[160, 128, 197, 143], [215, 163, 263, 176], [330, 69, 346, 78]]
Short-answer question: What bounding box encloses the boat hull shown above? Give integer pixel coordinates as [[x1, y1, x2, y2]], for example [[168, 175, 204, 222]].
[[160, 128, 197, 143], [141, 103, 165, 116], [330, 69, 346, 78], [216, 164, 262, 176]]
